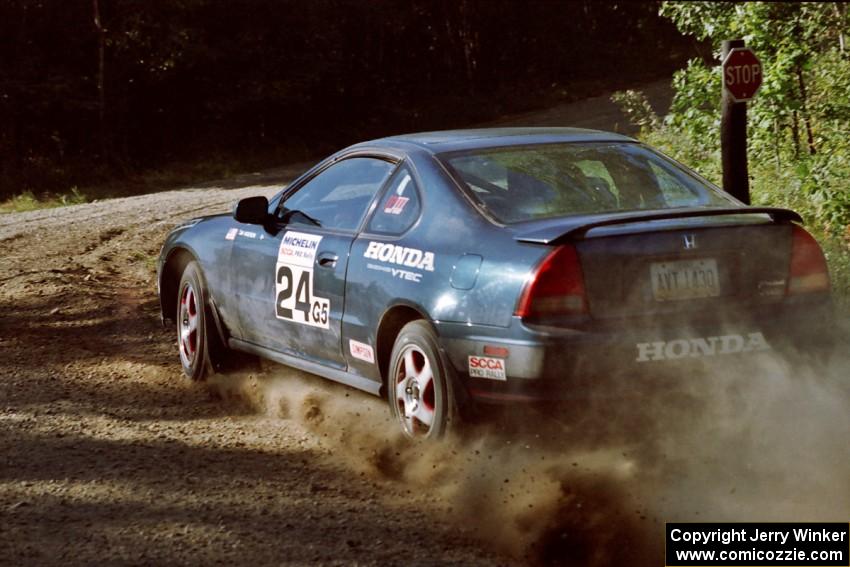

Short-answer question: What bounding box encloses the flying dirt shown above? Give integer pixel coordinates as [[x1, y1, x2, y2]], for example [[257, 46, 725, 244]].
[[214, 346, 850, 565]]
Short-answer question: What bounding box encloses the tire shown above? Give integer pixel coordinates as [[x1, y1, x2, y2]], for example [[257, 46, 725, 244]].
[[176, 261, 223, 381], [387, 320, 458, 439]]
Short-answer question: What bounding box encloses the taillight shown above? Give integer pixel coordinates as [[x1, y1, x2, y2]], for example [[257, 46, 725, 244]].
[[787, 225, 830, 294], [515, 244, 588, 318]]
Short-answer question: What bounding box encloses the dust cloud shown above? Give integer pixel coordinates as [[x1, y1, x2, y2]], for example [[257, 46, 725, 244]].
[[207, 344, 850, 566]]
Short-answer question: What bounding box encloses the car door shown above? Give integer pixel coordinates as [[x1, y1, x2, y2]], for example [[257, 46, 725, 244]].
[[231, 156, 397, 369], [342, 164, 424, 380]]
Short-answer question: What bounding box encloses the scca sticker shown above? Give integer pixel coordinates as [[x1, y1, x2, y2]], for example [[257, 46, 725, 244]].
[[468, 356, 506, 380], [275, 231, 330, 329]]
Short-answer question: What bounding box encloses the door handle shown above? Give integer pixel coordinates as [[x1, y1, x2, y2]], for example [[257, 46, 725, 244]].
[[317, 253, 338, 268]]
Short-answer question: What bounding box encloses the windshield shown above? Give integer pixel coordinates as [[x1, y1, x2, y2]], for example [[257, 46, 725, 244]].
[[440, 142, 734, 223]]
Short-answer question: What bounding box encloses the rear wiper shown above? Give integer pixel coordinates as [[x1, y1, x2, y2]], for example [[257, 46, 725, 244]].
[[280, 208, 322, 227]]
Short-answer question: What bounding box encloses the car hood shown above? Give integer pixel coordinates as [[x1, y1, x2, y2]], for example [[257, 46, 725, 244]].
[[170, 212, 230, 232]]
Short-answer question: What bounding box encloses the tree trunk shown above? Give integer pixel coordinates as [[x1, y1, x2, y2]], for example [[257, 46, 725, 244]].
[[458, 0, 478, 92], [443, 0, 478, 92], [93, 0, 107, 161], [791, 111, 800, 159], [11, 2, 29, 173], [795, 64, 816, 155], [773, 116, 781, 173]]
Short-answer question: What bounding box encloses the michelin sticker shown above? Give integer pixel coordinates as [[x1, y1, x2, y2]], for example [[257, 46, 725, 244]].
[[468, 356, 506, 380], [275, 231, 330, 328]]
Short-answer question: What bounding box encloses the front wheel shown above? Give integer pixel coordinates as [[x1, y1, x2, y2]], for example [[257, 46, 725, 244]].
[[177, 261, 221, 380], [387, 320, 458, 439]]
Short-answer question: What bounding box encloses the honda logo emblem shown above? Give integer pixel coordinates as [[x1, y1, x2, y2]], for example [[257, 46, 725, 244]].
[[683, 234, 697, 249]]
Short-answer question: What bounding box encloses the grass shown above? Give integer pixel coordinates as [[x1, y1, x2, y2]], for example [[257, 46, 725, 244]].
[[819, 235, 850, 316], [745, 164, 850, 315], [129, 250, 158, 274], [0, 187, 88, 213], [0, 161, 241, 215], [0, 142, 322, 215]]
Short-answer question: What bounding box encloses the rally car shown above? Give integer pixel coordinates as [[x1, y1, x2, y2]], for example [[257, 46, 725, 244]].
[[157, 128, 832, 438]]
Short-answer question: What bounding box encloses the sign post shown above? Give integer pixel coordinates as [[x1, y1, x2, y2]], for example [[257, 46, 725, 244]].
[[721, 40, 762, 204]]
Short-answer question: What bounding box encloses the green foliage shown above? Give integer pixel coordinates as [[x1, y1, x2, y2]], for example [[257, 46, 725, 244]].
[[0, 187, 87, 214], [611, 90, 661, 131], [615, 1, 850, 309], [0, 191, 42, 213]]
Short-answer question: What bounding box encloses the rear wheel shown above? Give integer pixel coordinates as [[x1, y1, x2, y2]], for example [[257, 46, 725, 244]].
[[177, 261, 222, 380], [387, 321, 457, 439]]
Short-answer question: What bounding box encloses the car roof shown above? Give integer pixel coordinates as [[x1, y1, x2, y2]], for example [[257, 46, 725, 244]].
[[363, 127, 637, 154]]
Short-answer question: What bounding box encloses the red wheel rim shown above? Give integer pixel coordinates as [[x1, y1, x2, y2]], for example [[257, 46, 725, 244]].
[[394, 345, 436, 437], [178, 282, 199, 369]]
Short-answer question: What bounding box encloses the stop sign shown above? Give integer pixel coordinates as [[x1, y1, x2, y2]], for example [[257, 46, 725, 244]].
[[722, 47, 762, 102]]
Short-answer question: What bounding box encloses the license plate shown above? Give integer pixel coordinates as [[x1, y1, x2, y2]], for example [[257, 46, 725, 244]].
[[650, 258, 720, 301]]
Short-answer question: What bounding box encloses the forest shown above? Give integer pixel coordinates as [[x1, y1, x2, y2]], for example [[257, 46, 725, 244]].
[[0, 1, 694, 199]]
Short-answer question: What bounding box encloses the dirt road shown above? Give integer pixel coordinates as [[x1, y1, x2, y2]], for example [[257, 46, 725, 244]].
[[3, 81, 849, 567], [0, 174, 518, 565], [487, 78, 673, 134]]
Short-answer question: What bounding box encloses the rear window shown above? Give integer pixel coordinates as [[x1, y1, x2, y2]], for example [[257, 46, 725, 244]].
[[440, 142, 733, 223]]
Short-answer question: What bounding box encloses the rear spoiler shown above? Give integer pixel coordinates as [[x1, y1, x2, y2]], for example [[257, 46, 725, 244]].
[[513, 207, 803, 245]]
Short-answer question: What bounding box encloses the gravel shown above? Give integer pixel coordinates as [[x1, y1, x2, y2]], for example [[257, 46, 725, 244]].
[[0, 175, 506, 566]]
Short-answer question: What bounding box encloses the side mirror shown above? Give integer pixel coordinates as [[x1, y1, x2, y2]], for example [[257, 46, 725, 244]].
[[233, 196, 269, 225]]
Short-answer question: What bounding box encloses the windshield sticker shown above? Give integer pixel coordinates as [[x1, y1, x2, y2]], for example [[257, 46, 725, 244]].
[[275, 231, 330, 328], [349, 339, 375, 364], [468, 356, 506, 380], [384, 195, 410, 215]]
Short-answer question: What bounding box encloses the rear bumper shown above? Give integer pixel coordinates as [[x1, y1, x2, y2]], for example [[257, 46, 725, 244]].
[[437, 296, 835, 403]]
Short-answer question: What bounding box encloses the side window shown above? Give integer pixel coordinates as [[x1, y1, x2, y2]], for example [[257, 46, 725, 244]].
[[367, 166, 421, 234], [278, 157, 395, 231]]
